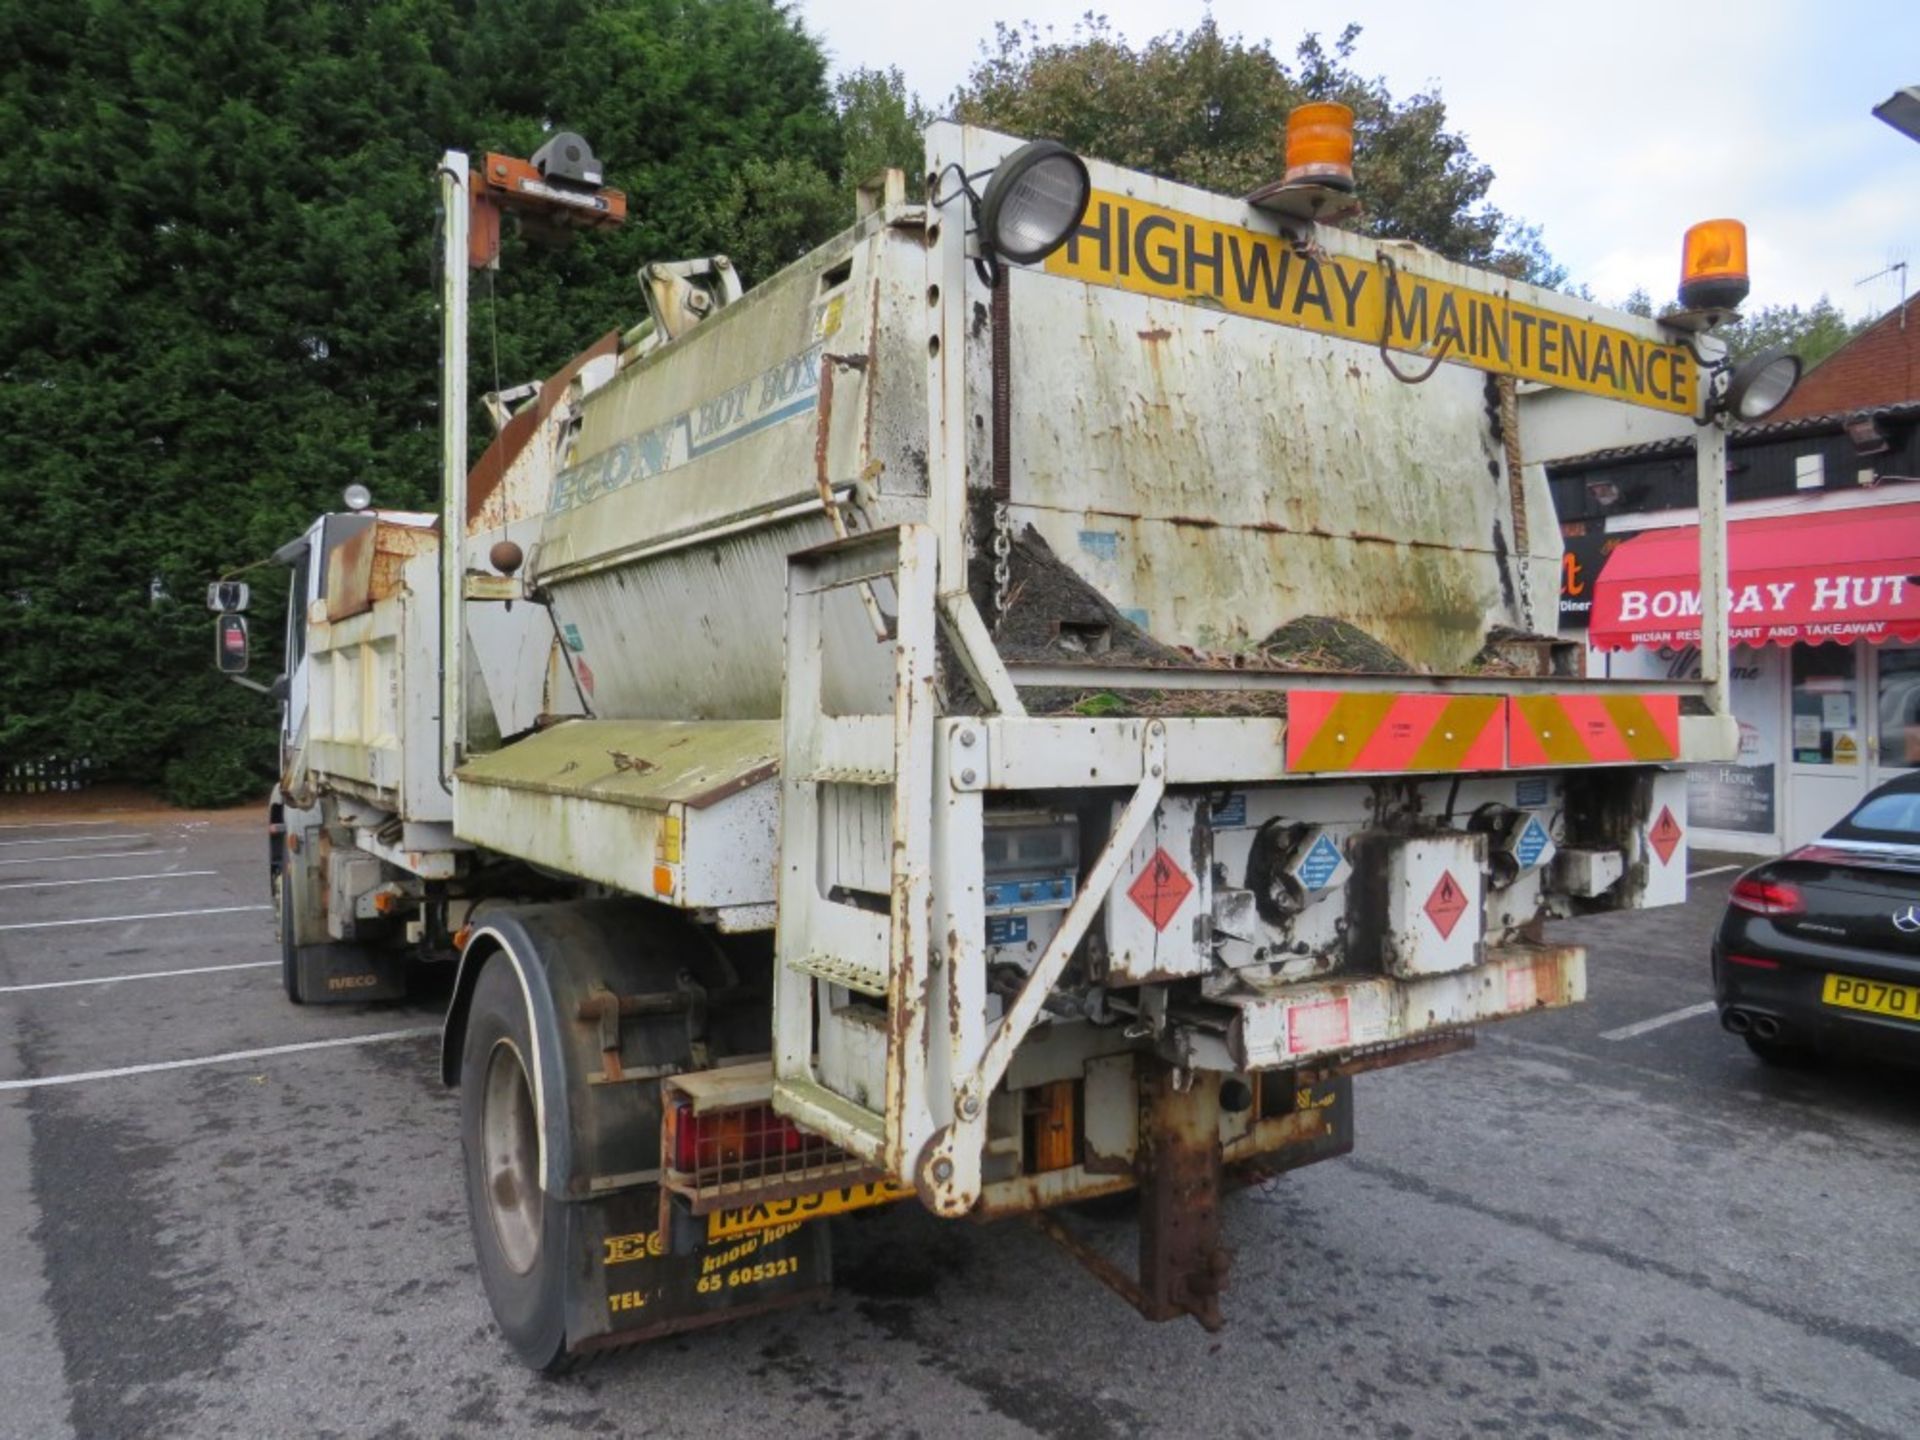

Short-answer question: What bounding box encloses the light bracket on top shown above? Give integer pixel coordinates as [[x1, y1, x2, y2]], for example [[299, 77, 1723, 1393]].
[[1662, 217, 1802, 424]]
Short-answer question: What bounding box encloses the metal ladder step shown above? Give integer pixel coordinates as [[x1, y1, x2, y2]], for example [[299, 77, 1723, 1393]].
[[801, 768, 894, 786], [774, 1077, 887, 1164], [788, 950, 888, 998], [805, 716, 895, 787]]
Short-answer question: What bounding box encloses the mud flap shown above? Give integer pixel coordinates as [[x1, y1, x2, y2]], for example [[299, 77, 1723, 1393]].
[[1238, 1073, 1354, 1175], [564, 1188, 832, 1354], [292, 942, 408, 1003]]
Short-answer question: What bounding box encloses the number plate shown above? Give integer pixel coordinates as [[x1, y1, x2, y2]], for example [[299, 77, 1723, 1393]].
[[1821, 972, 1920, 1021], [705, 1180, 913, 1241]]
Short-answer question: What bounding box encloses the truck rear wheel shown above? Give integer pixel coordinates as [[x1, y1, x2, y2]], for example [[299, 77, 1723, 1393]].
[[459, 956, 572, 1372]]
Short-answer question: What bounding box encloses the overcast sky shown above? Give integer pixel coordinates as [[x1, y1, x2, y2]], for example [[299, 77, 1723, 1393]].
[[796, 0, 1919, 320]]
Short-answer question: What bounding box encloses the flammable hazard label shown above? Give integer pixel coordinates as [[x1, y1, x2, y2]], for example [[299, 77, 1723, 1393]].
[[1424, 870, 1469, 940], [1649, 806, 1683, 866], [1127, 848, 1194, 932]]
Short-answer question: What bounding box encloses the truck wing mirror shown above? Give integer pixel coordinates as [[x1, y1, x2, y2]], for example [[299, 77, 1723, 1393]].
[[216, 614, 250, 674], [207, 580, 250, 612]]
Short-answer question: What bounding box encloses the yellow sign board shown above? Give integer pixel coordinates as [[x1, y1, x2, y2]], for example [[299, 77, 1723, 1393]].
[[1043, 190, 1696, 415], [705, 1179, 913, 1240]]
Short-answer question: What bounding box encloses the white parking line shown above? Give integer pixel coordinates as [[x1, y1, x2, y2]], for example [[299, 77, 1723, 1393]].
[[0, 833, 146, 848], [0, 1027, 439, 1091], [0, 904, 268, 932], [1688, 864, 1741, 880], [0, 961, 277, 994], [1600, 1000, 1718, 1041], [0, 870, 215, 892], [0, 847, 184, 868], [0, 818, 129, 830]]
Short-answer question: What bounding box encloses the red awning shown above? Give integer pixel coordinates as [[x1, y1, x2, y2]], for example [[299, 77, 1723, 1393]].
[[1589, 503, 1920, 650]]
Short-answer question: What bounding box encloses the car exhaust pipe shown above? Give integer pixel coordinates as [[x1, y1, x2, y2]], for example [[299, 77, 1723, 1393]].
[[1751, 1014, 1782, 1042], [1721, 1007, 1754, 1036]]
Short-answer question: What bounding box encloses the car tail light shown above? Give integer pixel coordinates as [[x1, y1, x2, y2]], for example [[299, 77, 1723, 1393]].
[[1725, 953, 1782, 969], [1729, 875, 1805, 916]]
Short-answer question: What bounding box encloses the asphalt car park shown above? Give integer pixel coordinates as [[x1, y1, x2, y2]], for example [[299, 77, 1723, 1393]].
[[1, 802, 1917, 1440]]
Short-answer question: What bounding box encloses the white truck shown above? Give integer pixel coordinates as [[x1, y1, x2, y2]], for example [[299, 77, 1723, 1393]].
[[227, 121, 1767, 1370]]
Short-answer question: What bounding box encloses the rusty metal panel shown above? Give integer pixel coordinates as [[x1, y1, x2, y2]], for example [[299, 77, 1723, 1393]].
[[467, 332, 620, 531], [1225, 941, 1587, 1070], [536, 233, 873, 583], [323, 522, 376, 622], [369, 516, 437, 600], [546, 511, 891, 721], [456, 718, 779, 812], [1001, 263, 1562, 672]]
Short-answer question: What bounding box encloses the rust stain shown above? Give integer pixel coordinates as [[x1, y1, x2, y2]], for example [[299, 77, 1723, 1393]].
[[814, 359, 837, 511], [1137, 327, 1172, 343], [324, 523, 376, 622], [975, 1166, 1135, 1219]]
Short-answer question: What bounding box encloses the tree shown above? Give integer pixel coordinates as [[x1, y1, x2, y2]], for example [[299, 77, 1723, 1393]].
[[837, 67, 933, 195], [695, 66, 930, 285], [0, 0, 848, 805], [952, 18, 1564, 285], [1719, 297, 1865, 369]]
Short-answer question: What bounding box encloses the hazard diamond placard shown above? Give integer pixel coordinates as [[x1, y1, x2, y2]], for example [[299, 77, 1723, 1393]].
[[1127, 848, 1194, 932], [1424, 870, 1469, 940], [1648, 805, 1683, 866]]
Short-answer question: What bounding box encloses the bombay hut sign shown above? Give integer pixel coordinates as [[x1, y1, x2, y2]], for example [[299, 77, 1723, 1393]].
[[1580, 507, 1920, 651]]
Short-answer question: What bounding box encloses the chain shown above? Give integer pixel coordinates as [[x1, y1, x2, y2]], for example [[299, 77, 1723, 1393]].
[[991, 501, 1013, 621]]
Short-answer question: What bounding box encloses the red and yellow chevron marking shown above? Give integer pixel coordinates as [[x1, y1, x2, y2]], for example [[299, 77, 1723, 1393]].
[[1506, 693, 1679, 766], [1286, 692, 1506, 774]]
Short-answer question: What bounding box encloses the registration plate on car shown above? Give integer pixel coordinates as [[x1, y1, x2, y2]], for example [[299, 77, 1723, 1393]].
[[1822, 973, 1920, 1021]]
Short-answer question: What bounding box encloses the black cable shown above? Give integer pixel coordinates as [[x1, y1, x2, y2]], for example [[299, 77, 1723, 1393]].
[[1375, 251, 1453, 384]]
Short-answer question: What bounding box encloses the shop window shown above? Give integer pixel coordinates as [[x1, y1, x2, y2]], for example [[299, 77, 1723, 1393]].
[[1791, 646, 1857, 765], [1878, 645, 1920, 769]]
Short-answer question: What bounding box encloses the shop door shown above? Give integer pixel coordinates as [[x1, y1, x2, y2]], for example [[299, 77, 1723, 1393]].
[[1869, 642, 1920, 787], [1787, 645, 1867, 846]]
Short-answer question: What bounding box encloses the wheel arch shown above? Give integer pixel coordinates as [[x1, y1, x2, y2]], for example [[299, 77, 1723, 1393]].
[[441, 899, 729, 1200]]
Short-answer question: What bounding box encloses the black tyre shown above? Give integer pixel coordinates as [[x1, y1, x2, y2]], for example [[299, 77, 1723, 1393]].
[[460, 956, 573, 1373], [1744, 1032, 1818, 1068], [275, 868, 305, 1006]]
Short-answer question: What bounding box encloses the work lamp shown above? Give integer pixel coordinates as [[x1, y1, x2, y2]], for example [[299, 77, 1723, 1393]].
[[976, 141, 1092, 265], [1721, 348, 1801, 422]]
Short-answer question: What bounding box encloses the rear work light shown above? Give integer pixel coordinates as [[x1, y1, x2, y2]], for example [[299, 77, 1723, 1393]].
[[1729, 875, 1805, 916], [666, 1099, 826, 1182]]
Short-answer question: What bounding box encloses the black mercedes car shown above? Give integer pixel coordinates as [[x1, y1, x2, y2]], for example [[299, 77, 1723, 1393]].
[[1713, 771, 1920, 1067]]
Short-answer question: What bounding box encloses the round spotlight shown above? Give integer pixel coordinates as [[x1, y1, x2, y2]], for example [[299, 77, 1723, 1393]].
[[343, 483, 372, 512], [977, 140, 1092, 266], [1722, 348, 1801, 422]]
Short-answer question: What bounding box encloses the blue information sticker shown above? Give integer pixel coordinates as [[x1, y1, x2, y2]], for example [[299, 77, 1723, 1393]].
[[1515, 816, 1550, 869], [1297, 833, 1343, 892], [1211, 793, 1248, 827], [987, 915, 1029, 947]]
